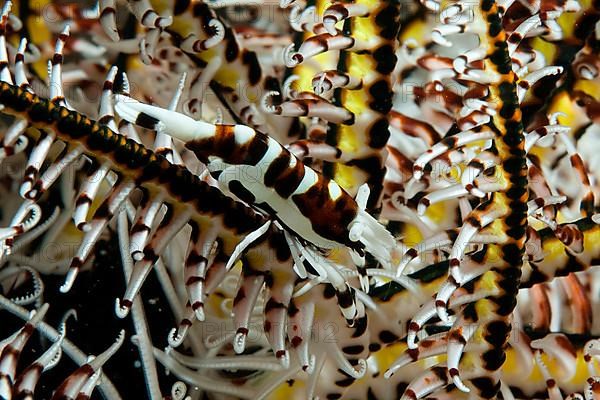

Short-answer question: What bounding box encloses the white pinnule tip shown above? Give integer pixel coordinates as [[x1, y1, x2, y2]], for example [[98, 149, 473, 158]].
[[17, 37, 27, 53], [425, 0, 440, 11], [413, 169, 424, 181], [204, 19, 224, 49], [283, 74, 299, 98], [441, 4, 460, 21], [436, 302, 449, 323], [453, 374, 471, 393], [432, 29, 451, 47], [304, 354, 316, 374], [59, 24, 70, 40], [19, 182, 32, 198], [407, 328, 418, 349], [358, 274, 370, 293], [470, 186, 486, 198], [548, 111, 567, 125], [261, 90, 280, 113], [453, 56, 467, 73], [351, 359, 367, 379], [0, 1, 12, 20], [168, 327, 185, 348], [450, 261, 463, 285], [105, 65, 118, 84], [99, 4, 120, 41], [60, 269, 78, 293], [313, 73, 329, 95], [194, 306, 205, 322], [156, 16, 173, 28], [233, 331, 247, 354], [579, 65, 597, 80], [25, 189, 38, 200], [283, 43, 300, 67], [115, 298, 131, 318]]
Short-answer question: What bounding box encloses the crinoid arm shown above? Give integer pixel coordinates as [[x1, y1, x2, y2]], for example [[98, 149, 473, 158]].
[[1, 0, 600, 398]]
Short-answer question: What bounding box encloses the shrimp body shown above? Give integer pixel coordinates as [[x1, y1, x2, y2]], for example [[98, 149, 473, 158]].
[[115, 96, 398, 267]]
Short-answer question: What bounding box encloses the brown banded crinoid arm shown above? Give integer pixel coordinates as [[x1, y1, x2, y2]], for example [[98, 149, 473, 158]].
[[266, 0, 401, 211], [276, 0, 339, 143], [553, 30, 600, 200], [0, 303, 50, 398], [50, 329, 126, 400], [521, 215, 600, 288], [302, 257, 600, 399], [0, 298, 126, 399], [502, 272, 600, 398], [99, 0, 300, 141], [0, 303, 123, 400], [385, 0, 529, 397]]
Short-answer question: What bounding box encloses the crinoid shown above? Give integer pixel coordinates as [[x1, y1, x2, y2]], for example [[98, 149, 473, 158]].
[[0, 0, 599, 399]]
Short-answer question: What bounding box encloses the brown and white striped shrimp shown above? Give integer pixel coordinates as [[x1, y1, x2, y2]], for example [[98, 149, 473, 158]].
[[114, 95, 405, 291]]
